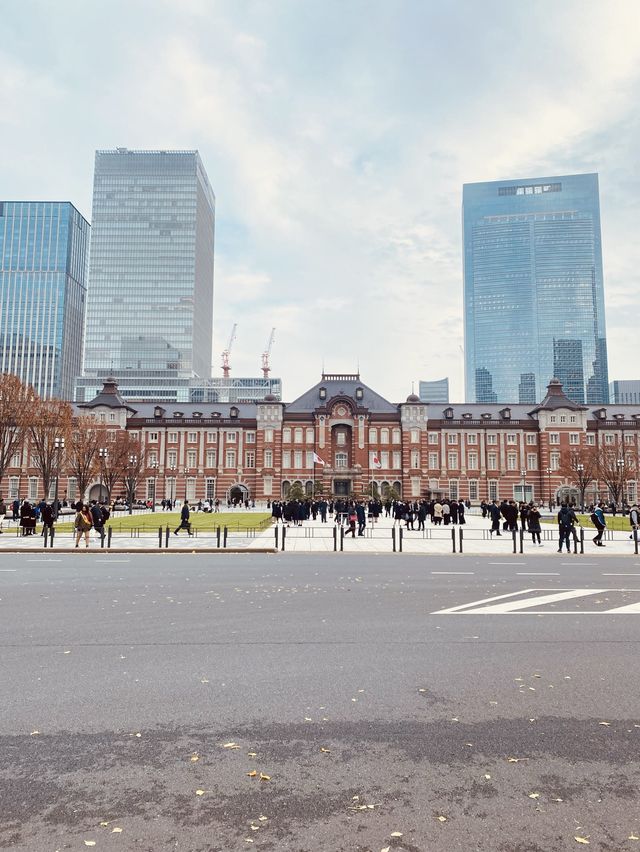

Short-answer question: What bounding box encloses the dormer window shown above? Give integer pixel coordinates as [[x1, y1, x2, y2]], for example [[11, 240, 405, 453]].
[[613, 413, 625, 421], [462, 412, 472, 420], [153, 406, 165, 419], [230, 406, 239, 419], [499, 407, 511, 420], [319, 387, 327, 400], [211, 411, 221, 418], [355, 387, 364, 401], [193, 411, 202, 418], [443, 407, 454, 420], [481, 413, 492, 420], [173, 411, 183, 418]]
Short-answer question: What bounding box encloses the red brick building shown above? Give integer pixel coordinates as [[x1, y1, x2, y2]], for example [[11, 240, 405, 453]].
[[3, 374, 639, 506]]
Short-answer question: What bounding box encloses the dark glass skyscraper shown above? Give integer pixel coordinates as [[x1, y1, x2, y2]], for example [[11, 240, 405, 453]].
[[79, 149, 215, 399], [0, 201, 89, 398], [463, 173, 609, 404]]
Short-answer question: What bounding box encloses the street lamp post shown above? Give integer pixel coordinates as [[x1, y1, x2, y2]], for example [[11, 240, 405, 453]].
[[546, 467, 552, 511], [53, 436, 65, 521], [576, 463, 584, 511], [98, 448, 108, 503], [520, 470, 527, 505], [149, 462, 157, 512], [168, 464, 176, 508]]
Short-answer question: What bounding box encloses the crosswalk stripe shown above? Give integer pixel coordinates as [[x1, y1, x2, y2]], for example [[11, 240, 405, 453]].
[[461, 589, 605, 614], [604, 602, 640, 613], [435, 589, 536, 614]]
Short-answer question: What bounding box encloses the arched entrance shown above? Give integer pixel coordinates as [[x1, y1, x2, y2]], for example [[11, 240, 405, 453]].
[[557, 485, 578, 506], [88, 483, 109, 502], [227, 483, 250, 504]]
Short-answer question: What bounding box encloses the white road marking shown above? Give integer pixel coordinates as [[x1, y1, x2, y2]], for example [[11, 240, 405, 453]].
[[602, 573, 640, 577], [0, 569, 17, 572], [431, 571, 475, 575], [517, 572, 560, 576], [435, 588, 536, 614], [26, 559, 61, 562], [95, 560, 130, 563], [461, 589, 605, 615], [602, 601, 640, 613], [488, 562, 525, 565]]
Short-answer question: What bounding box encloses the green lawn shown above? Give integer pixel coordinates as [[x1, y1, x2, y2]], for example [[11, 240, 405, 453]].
[[542, 513, 634, 532], [51, 511, 271, 534]]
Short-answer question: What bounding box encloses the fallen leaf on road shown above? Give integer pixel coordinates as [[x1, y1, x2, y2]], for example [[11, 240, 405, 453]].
[[552, 798, 564, 802], [258, 816, 268, 822], [250, 825, 260, 831], [190, 753, 199, 762], [260, 773, 270, 781], [63, 650, 71, 654], [598, 722, 610, 727], [574, 838, 590, 845], [223, 742, 240, 748], [390, 832, 403, 837], [528, 792, 540, 799], [320, 747, 331, 753], [111, 827, 122, 833], [381, 848, 390, 852], [195, 789, 205, 796], [484, 774, 491, 779], [30, 730, 40, 736], [418, 688, 427, 693], [200, 678, 209, 684], [507, 757, 528, 763], [247, 770, 257, 777], [84, 844, 96, 848], [304, 717, 312, 721], [436, 815, 447, 822], [99, 821, 109, 827], [628, 834, 639, 841], [247, 751, 257, 757]]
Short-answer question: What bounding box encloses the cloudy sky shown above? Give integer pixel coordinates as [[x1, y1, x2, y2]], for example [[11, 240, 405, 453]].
[[2, 0, 640, 402]]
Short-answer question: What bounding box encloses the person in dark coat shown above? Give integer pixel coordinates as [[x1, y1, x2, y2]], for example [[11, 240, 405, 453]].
[[458, 501, 466, 525], [450, 500, 459, 524], [41, 502, 55, 537], [174, 500, 192, 535], [355, 503, 366, 536], [528, 504, 542, 546], [488, 500, 502, 536], [502, 500, 519, 532]]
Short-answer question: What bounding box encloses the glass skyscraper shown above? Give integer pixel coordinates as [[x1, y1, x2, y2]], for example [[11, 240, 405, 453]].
[[0, 201, 89, 399], [418, 378, 449, 403], [80, 148, 215, 398], [463, 173, 609, 404]]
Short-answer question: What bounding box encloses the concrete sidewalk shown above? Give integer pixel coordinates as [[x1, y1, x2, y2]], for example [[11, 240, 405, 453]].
[[0, 511, 636, 556]]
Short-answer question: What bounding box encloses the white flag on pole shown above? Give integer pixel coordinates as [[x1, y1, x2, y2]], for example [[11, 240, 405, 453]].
[[313, 452, 326, 466]]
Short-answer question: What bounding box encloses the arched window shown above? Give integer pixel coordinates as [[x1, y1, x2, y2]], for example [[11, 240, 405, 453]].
[[392, 428, 401, 444], [282, 428, 291, 443], [335, 452, 348, 469], [281, 480, 291, 497], [306, 428, 314, 443], [380, 428, 389, 443], [294, 427, 303, 443], [369, 427, 378, 443]]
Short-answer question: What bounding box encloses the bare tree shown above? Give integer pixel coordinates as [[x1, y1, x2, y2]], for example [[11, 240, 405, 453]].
[[97, 434, 130, 503], [120, 434, 145, 512], [597, 447, 637, 506], [29, 398, 73, 500], [66, 417, 104, 503], [0, 373, 37, 492], [557, 445, 599, 510]]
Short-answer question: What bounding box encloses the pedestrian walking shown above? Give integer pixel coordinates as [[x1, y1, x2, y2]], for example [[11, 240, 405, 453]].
[[174, 500, 192, 536], [0, 496, 5, 534], [590, 504, 606, 547], [528, 504, 542, 546], [557, 503, 578, 553], [629, 502, 639, 541], [74, 504, 93, 548], [488, 500, 502, 536]]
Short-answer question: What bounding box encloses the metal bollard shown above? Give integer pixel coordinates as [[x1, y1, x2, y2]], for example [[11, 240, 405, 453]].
[[459, 527, 463, 553], [519, 529, 524, 554], [274, 526, 278, 550], [333, 526, 337, 552], [158, 526, 163, 548], [340, 525, 344, 552], [399, 528, 403, 553], [223, 526, 228, 548], [49, 526, 55, 548], [392, 527, 396, 553], [451, 527, 456, 553], [580, 527, 584, 555], [217, 526, 221, 548], [165, 526, 170, 548], [281, 526, 286, 551], [512, 529, 517, 554], [634, 528, 638, 556], [107, 526, 113, 549], [43, 526, 48, 548]]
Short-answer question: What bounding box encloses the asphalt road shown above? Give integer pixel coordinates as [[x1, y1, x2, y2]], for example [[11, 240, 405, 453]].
[[2, 552, 640, 852]]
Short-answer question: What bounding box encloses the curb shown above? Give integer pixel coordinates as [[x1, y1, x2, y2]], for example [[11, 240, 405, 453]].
[[0, 548, 279, 555]]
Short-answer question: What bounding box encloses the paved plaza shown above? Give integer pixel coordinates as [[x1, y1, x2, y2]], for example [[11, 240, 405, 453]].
[[2, 552, 640, 850], [0, 509, 637, 557]]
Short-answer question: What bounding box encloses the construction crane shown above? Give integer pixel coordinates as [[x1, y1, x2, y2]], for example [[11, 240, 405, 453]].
[[261, 328, 276, 378], [221, 323, 237, 378]]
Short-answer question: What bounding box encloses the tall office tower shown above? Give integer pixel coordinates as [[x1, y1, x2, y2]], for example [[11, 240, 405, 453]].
[[609, 380, 640, 404], [463, 173, 609, 405], [78, 148, 215, 400], [418, 378, 449, 403], [0, 201, 89, 399]]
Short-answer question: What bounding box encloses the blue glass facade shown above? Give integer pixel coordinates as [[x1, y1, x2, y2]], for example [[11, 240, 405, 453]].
[[82, 149, 215, 391], [0, 201, 89, 398], [463, 174, 609, 404]]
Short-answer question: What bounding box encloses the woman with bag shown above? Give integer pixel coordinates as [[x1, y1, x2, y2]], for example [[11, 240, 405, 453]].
[[74, 504, 93, 548]]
